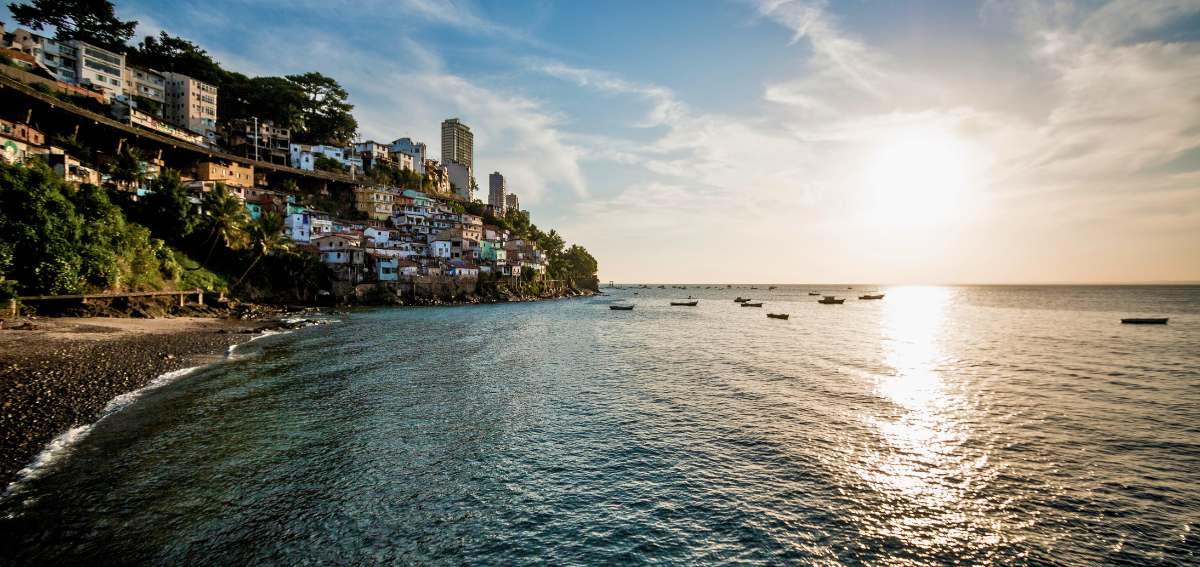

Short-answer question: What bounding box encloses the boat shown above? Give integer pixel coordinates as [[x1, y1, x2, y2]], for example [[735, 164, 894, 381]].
[[734, 297, 750, 303], [741, 302, 764, 307], [768, 286, 777, 290], [670, 300, 699, 306], [610, 305, 635, 311], [750, 286, 758, 290], [767, 313, 789, 320], [818, 296, 845, 305], [859, 294, 885, 300], [1121, 318, 1168, 324], [808, 292, 821, 296]]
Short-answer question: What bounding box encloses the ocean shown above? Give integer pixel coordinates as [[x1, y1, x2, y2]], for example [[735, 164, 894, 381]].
[[2, 285, 1198, 564]]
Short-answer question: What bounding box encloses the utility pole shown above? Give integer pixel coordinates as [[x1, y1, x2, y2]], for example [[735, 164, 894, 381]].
[[253, 116, 259, 162]]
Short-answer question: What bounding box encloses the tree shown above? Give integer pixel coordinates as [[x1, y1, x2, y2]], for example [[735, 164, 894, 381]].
[[231, 211, 289, 290], [286, 72, 358, 145], [219, 74, 308, 128], [561, 245, 598, 283], [313, 155, 345, 172], [106, 144, 144, 191], [8, 0, 136, 52], [127, 32, 226, 85], [197, 183, 249, 264], [139, 169, 198, 243]]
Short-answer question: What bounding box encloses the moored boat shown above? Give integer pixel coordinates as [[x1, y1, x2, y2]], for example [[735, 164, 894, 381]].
[[818, 296, 845, 305], [610, 305, 635, 311], [670, 300, 699, 306], [859, 294, 885, 300], [734, 297, 750, 303], [1121, 317, 1168, 324], [768, 286, 777, 290], [766, 313, 789, 320], [741, 302, 764, 307], [808, 292, 821, 296]]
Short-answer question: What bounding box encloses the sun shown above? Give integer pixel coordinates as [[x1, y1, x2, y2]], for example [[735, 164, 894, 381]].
[[862, 125, 975, 228]]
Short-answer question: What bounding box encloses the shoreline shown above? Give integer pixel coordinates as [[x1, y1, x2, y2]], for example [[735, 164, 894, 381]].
[[0, 293, 592, 488], [0, 316, 286, 488]]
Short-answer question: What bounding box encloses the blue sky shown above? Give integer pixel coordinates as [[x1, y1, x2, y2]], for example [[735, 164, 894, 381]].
[[7, 0, 1199, 282]]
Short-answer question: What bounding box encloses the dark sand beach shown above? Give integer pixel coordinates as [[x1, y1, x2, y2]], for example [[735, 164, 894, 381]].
[[0, 317, 266, 486]]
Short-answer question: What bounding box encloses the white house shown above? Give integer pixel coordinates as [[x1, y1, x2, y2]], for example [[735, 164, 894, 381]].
[[430, 239, 452, 259], [389, 137, 426, 175], [290, 144, 363, 173], [286, 212, 312, 243], [364, 227, 392, 246], [372, 254, 399, 282]]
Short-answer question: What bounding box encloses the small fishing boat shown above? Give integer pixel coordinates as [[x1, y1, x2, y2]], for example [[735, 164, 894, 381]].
[[859, 294, 885, 300], [818, 296, 845, 305], [609, 305, 634, 311], [808, 292, 821, 296], [768, 286, 777, 290], [1121, 318, 1168, 324], [741, 302, 764, 307], [767, 313, 789, 320], [750, 286, 758, 290], [734, 297, 750, 303], [670, 300, 699, 306]]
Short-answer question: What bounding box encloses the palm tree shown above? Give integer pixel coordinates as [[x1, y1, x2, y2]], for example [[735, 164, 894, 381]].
[[108, 145, 145, 191], [230, 211, 289, 291], [198, 183, 249, 264]]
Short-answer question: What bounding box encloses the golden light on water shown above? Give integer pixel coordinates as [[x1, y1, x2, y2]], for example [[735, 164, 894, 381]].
[[854, 287, 993, 548]]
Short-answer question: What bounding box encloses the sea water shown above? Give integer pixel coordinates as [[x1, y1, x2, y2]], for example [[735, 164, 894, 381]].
[[2, 286, 1197, 564]]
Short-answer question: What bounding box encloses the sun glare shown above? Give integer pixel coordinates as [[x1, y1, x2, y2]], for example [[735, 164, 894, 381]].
[[862, 126, 975, 228]]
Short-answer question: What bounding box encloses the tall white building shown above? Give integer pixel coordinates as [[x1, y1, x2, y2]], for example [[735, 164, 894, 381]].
[[4, 29, 127, 100], [446, 161, 474, 201], [74, 42, 125, 100], [389, 137, 426, 175], [488, 171, 506, 214], [6, 29, 80, 84], [123, 66, 166, 108], [163, 72, 218, 136]]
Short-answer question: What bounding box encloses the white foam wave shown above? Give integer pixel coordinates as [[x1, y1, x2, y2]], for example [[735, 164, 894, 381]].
[[2, 366, 200, 503]]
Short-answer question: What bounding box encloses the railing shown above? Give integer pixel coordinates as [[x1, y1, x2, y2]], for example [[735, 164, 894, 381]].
[[9, 288, 206, 316]]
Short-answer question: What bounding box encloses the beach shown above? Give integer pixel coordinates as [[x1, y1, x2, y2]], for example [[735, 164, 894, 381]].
[[0, 316, 269, 487]]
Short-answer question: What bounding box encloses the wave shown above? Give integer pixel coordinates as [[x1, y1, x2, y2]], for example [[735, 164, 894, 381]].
[[4, 320, 335, 506], [2, 365, 201, 506]]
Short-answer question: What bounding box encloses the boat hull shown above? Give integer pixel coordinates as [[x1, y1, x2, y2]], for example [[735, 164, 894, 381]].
[[767, 314, 789, 320], [609, 306, 635, 311], [1121, 318, 1168, 324]]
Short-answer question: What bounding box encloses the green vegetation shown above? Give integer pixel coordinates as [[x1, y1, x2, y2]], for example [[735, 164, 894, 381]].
[[313, 155, 346, 173], [7, 0, 136, 52], [126, 31, 359, 146], [0, 160, 211, 297], [367, 162, 424, 188]]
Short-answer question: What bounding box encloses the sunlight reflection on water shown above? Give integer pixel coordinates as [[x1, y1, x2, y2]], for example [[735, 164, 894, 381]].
[[857, 287, 999, 551]]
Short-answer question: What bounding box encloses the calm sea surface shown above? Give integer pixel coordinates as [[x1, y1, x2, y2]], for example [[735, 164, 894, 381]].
[[3, 286, 1198, 565]]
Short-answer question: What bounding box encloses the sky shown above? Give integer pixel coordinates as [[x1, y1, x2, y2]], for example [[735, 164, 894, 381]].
[[9, 0, 1200, 283]]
